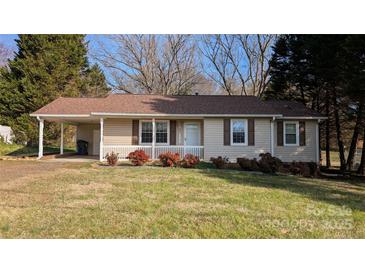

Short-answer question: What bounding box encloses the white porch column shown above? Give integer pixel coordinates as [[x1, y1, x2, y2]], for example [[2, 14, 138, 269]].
[[270, 117, 275, 156], [60, 123, 64, 155], [152, 118, 156, 159], [37, 117, 44, 159], [99, 118, 104, 161]]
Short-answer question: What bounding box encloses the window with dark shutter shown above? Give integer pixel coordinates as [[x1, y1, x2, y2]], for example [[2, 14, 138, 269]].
[[284, 121, 299, 146]]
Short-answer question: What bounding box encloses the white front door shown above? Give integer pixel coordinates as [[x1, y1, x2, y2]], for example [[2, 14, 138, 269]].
[[93, 130, 100, 156], [184, 122, 200, 146]]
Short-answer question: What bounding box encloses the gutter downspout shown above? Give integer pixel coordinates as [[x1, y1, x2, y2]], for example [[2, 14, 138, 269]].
[[316, 119, 321, 164], [271, 117, 275, 156]]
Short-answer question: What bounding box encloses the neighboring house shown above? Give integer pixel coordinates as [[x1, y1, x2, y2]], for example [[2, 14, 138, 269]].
[[30, 94, 326, 162], [0, 125, 14, 144]]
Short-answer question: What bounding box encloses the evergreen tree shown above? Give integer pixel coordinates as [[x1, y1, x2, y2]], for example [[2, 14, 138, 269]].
[[0, 35, 109, 145], [266, 35, 365, 173], [80, 64, 110, 97]]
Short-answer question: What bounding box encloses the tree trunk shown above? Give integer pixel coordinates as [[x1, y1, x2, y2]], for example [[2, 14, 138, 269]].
[[332, 92, 346, 172], [325, 93, 331, 168], [346, 101, 363, 171], [357, 127, 365, 175]]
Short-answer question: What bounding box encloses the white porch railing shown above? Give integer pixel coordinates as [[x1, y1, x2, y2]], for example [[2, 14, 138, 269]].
[[102, 145, 204, 160]]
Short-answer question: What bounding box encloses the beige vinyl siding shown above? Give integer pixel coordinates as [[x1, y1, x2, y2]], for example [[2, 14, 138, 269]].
[[104, 118, 132, 145], [203, 118, 271, 162], [76, 124, 99, 155], [274, 120, 317, 162]]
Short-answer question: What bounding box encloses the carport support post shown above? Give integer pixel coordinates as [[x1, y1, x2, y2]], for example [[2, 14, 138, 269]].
[[60, 123, 64, 155], [152, 118, 156, 159], [37, 117, 44, 159], [99, 118, 104, 161]]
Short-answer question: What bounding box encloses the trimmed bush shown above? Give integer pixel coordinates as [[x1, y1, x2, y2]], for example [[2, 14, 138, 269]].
[[210, 156, 229, 169], [159, 152, 180, 167], [180, 154, 200, 168], [258, 153, 282, 173], [127, 149, 149, 166], [287, 161, 318, 177], [237, 157, 260, 171], [105, 152, 118, 166], [237, 153, 282, 173]]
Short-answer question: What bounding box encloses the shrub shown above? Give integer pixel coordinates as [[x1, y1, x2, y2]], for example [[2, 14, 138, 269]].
[[159, 152, 180, 167], [258, 153, 282, 173], [237, 157, 260, 171], [180, 153, 200, 168], [307, 162, 319, 177], [127, 149, 149, 166], [105, 152, 118, 166], [287, 161, 318, 177], [210, 156, 229, 169]]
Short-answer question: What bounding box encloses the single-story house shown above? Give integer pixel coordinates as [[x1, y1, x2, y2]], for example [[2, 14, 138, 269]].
[[30, 94, 326, 163]]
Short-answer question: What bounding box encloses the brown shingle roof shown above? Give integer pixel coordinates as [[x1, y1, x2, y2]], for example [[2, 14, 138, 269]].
[[33, 97, 103, 115], [267, 100, 323, 117], [32, 94, 324, 118]]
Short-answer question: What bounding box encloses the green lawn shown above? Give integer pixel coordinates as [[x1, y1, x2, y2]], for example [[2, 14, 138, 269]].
[[0, 142, 75, 157], [0, 160, 364, 238]]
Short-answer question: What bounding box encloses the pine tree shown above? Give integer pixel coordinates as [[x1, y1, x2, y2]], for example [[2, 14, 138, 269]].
[[0, 35, 109, 145], [80, 64, 110, 97], [266, 35, 365, 173]]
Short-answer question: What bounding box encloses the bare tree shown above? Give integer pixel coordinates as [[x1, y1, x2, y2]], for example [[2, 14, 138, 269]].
[[94, 35, 201, 95], [0, 43, 13, 67], [200, 34, 276, 97]]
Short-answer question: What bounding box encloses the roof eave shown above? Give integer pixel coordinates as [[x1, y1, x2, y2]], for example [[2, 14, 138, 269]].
[[30, 113, 91, 118], [90, 112, 283, 118], [278, 116, 328, 120]]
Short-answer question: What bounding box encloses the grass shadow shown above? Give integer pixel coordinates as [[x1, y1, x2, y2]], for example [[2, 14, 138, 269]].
[[6, 146, 75, 157], [198, 168, 365, 212]]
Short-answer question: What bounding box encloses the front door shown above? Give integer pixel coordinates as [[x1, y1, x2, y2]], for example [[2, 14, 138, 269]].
[[93, 130, 100, 156], [184, 122, 200, 146]]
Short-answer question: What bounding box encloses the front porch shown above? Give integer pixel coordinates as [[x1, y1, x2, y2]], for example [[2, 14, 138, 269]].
[[36, 116, 205, 161]]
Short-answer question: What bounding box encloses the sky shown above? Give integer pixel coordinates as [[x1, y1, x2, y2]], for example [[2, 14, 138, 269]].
[[0, 34, 252, 93], [0, 34, 207, 89]]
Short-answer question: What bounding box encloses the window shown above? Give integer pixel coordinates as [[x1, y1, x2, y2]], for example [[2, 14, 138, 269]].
[[141, 121, 153, 143], [231, 119, 247, 145], [284, 121, 299, 146], [156, 121, 168, 144], [140, 120, 169, 144]]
